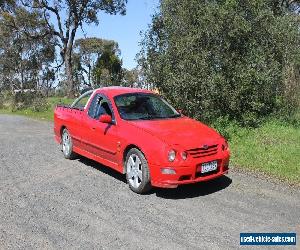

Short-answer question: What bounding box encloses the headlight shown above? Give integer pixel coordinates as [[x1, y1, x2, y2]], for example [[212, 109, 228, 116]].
[[168, 149, 176, 162], [181, 151, 187, 160]]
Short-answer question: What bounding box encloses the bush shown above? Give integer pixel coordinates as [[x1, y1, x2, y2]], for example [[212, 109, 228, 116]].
[[140, 0, 300, 126], [211, 116, 243, 140], [0, 93, 3, 109], [30, 97, 50, 112], [11, 91, 35, 110], [3, 91, 49, 112], [0, 91, 13, 109]]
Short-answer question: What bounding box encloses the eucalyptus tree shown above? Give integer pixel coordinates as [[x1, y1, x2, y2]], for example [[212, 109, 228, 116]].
[[0, 6, 56, 93], [277, 0, 300, 13], [74, 37, 119, 88], [93, 47, 123, 87], [0, 0, 16, 11], [21, 0, 127, 97], [122, 68, 138, 87]]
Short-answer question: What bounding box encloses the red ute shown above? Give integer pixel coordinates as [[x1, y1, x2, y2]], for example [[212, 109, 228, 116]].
[[54, 87, 230, 193]]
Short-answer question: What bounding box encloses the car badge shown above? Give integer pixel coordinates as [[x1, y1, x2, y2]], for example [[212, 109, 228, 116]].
[[203, 144, 208, 150]]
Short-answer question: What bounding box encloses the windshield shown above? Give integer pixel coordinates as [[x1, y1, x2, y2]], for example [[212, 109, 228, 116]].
[[114, 93, 181, 120]]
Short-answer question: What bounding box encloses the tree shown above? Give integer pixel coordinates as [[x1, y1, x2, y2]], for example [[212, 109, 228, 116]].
[[0, 6, 56, 93], [139, 0, 300, 126], [21, 0, 127, 97], [0, 0, 16, 11], [93, 48, 123, 86], [41, 67, 55, 97], [122, 68, 138, 87], [271, 0, 300, 15], [74, 37, 119, 88]]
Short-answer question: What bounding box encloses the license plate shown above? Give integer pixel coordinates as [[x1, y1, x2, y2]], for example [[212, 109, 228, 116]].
[[201, 160, 218, 173]]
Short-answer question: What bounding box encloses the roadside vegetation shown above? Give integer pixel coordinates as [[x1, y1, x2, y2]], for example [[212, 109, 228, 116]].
[[0, 94, 73, 121], [214, 117, 300, 184], [0, 0, 299, 184]]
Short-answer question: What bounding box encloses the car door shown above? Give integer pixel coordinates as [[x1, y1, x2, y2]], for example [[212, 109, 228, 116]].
[[83, 93, 119, 165], [67, 91, 93, 148]]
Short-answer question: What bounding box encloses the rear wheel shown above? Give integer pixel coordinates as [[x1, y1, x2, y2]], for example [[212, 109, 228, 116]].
[[125, 148, 152, 194], [61, 128, 76, 159]]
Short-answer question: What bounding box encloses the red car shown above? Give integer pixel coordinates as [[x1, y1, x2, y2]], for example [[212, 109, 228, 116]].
[[54, 87, 230, 193]]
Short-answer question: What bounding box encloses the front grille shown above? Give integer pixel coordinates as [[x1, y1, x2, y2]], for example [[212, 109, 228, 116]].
[[187, 144, 218, 158]]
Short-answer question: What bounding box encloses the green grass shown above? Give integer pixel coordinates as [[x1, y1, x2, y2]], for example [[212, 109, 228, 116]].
[[0, 99, 299, 184], [0, 97, 73, 121], [229, 120, 300, 184]]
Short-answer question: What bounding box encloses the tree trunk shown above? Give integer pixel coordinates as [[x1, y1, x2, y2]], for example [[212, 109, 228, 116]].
[[65, 49, 75, 98], [88, 64, 93, 88], [10, 76, 14, 95], [20, 68, 24, 92], [64, 26, 78, 98]]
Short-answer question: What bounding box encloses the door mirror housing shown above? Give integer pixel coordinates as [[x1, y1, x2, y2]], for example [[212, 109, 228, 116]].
[[99, 114, 112, 124]]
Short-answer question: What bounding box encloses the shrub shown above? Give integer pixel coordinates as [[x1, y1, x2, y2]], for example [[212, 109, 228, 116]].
[[5, 91, 49, 112], [11, 91, 36, 110], [211, 116, 242, 140], [30, 97, 50, 112], [139, 0, 300, 126], [0, 92, 3, 109]]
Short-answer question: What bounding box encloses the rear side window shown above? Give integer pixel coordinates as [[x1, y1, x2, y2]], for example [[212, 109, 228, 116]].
[[71, 91, 93, 110]]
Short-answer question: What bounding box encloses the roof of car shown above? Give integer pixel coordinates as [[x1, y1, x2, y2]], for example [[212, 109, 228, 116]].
[[95, 86, 154, 98]]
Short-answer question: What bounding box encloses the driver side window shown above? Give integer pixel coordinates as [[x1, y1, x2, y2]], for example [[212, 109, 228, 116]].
[[88, 94, 113, 120]]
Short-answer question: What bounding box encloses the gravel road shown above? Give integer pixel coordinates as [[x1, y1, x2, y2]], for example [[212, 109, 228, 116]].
[[0, 114, 299, 249]]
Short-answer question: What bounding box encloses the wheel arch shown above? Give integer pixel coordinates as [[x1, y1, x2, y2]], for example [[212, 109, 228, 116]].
[[58, 125, 68, 144], [122, 144, 146, 174], [60, 125, 67, 136]]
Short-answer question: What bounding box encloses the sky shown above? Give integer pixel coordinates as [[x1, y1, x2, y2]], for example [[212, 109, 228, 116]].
[[76, 0, 160, 70]]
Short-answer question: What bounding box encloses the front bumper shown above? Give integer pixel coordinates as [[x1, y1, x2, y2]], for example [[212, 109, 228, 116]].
[[150, 152, 230, 188]]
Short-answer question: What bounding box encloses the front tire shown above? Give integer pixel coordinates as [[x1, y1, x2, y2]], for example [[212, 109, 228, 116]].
[[61, 128, 76, 159], [125, 148, 152, 194]]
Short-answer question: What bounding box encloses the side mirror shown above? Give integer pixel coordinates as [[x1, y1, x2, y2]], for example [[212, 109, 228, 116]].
[[99, 114, 112, 124]]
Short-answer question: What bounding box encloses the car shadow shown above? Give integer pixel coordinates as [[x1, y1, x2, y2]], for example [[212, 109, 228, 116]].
[[76, 156, 232, 199], [154, 176, 232, 199], [77, 156, 127, 184]]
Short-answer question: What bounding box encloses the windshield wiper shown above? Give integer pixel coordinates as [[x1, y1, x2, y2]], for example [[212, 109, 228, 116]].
[[168, 114, 181, 118], [137, 116, 152, 120], [137, 115, 161, 120], [137, 114, 181, 120]]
